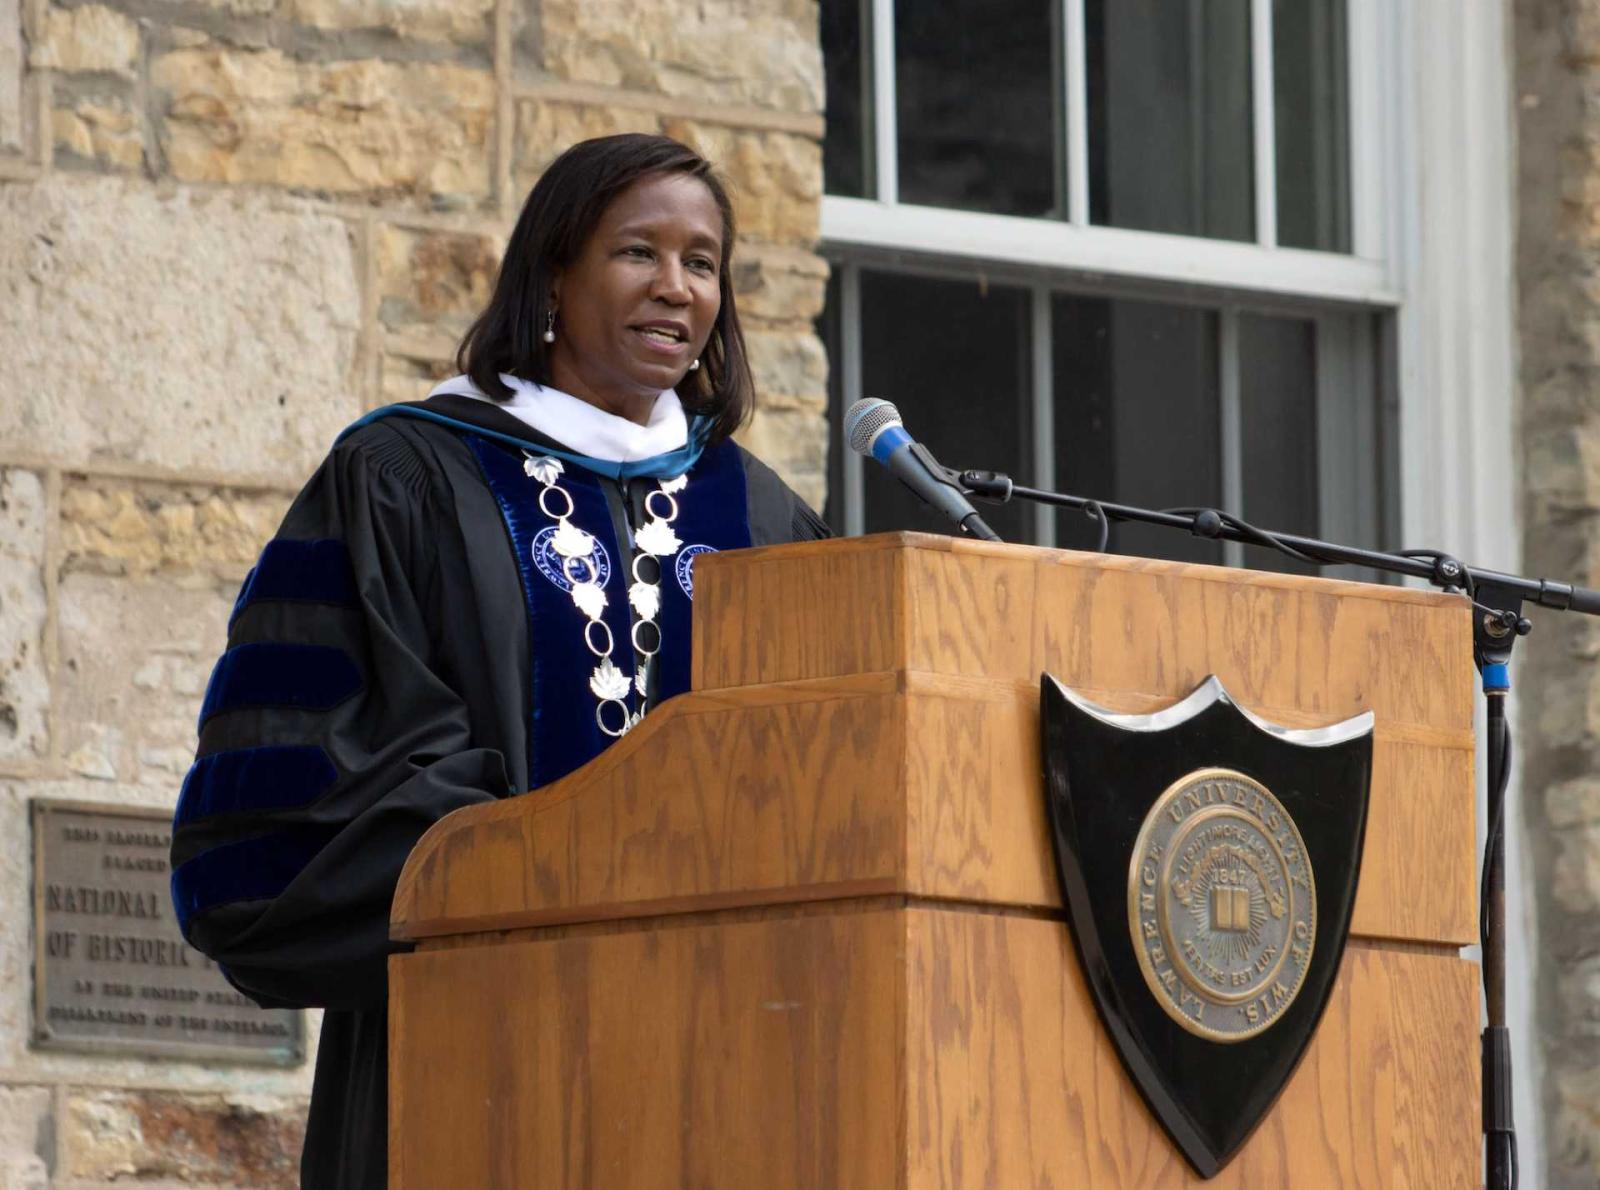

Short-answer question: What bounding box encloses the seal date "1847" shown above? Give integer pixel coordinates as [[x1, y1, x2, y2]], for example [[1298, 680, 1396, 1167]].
[[1127, 767, 1317, 1043]]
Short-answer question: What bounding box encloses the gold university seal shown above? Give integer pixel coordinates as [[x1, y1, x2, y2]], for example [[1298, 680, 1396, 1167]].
[[1128, 767, 1316, 1042]]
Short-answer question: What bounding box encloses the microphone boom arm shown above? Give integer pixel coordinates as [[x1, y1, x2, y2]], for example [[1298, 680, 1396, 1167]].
[[956, 469, 1598, 614]]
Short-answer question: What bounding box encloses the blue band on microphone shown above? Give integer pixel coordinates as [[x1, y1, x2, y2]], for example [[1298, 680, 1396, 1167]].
[[871, 424, 913, 465], [1482, 663, 1510, 693]]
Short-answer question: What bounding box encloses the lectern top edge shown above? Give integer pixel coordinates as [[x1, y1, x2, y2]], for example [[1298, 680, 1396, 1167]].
[[709, 530, 1469, 611]]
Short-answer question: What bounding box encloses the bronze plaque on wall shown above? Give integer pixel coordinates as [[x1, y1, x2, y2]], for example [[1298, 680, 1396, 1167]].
[[32, 799, 303, 1065]]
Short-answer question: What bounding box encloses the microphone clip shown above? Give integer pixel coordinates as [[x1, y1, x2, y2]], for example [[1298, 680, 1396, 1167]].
[[957, 470, 1014, 502]]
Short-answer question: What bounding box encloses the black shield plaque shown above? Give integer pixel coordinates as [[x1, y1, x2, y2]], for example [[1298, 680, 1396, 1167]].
[[1041, 674, 1373, 1178]]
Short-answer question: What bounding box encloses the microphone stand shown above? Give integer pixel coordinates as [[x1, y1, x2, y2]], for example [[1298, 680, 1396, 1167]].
[[954, 469, 1600, 1190]]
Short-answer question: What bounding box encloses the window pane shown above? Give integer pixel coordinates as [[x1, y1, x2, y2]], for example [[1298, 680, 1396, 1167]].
[[1273, 0, 1351, 252], [896, 0, 1058, 217], [857, 272, 1032, 541], [1239, 312, 1319, 573], [1086, 0, 1254, 240], [1053, 296, 1222, 563], [822, 0, 871, 199]]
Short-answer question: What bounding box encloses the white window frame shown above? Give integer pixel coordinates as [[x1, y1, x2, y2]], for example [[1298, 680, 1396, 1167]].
[[825, 0, 1401, 547], [830, 253, 1381, 555], [832, 0, 1515, 601], [827, 0, 1397, 300]]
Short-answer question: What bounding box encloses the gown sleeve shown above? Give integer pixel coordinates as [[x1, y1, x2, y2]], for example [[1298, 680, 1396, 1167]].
[[169, 422, 509, 1012], [738, 446, 833, 546]]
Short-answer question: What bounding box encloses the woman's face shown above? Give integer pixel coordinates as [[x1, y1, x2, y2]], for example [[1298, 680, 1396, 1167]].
[[548, 172, 725, 417]]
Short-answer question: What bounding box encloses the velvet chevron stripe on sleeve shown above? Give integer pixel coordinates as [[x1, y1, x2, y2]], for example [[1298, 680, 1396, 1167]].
[[171, 822, 344, 929], [197, 642, 362, 728], [174, 745, 340, 826], [229, 538, 360, 628]]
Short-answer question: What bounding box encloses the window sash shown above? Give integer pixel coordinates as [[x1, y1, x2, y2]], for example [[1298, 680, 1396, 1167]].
[[823, 197, 1394, 307], [827, 257, 1385, 572], [836, 0, 1393, 298]]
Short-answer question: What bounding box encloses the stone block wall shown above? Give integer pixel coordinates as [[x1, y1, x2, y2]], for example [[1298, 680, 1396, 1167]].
[[1520, 1, 1600, 1185], [0, 0, 827, 1181]]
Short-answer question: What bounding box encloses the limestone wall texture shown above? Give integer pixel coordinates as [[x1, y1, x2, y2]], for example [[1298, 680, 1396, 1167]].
[[1520, 1, 1600, 1185], [0, 0, 826, 1182]]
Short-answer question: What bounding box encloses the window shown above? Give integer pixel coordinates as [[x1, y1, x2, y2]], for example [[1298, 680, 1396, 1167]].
[[819, 0, 1395, 575]]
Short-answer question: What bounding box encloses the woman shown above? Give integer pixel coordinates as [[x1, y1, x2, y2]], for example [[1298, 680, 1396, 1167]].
[[168, 134, 828, 1190]]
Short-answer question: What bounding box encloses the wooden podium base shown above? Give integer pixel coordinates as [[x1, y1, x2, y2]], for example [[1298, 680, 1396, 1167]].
[[389, 536, 1480, 1187], [391, 901, 1475, 1187]]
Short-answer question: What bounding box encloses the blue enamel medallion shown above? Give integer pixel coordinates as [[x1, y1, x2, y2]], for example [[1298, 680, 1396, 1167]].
[[674, 544, 717, 599]]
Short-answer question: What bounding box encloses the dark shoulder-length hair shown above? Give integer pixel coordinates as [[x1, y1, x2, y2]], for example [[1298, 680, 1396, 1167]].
[[455, 133, 755, 445]]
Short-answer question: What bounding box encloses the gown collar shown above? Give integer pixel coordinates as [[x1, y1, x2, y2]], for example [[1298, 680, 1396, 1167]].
[[428, 374, 689, 465], [339, 378, 710, 481]]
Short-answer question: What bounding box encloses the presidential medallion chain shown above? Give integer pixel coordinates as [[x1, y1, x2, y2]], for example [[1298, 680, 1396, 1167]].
[[522, 453, 686, 738]]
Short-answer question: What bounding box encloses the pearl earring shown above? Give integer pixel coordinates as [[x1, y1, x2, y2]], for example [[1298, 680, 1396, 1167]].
[[689, 358, 700, 371], [542, 309, 556, 344]]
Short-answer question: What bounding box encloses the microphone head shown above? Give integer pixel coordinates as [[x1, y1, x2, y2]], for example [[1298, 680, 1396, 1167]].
[[845, 398, 904, 456]]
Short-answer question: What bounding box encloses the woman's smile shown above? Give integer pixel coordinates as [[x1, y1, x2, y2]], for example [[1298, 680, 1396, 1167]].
[[630, 319, 692, 354]]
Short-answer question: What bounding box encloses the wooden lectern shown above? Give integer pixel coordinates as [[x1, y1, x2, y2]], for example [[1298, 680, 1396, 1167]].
[[389, 534, 1478, 1187]]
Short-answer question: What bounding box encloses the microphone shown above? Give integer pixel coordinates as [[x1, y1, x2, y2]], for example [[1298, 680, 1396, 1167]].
[[844, 398, 1002, 542]]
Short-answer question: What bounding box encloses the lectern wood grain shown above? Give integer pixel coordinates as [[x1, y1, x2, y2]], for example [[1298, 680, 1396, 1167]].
[[389, 908, 1474, 1189], [389, 536, 1478, 1188], [903, 914, 1476, 1189], [391, 910, 904, 1189], [392, 680, 1472, 946], [691, 536, 1473, 740]]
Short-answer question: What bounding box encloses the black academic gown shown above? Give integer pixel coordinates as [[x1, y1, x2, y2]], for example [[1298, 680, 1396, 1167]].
[[168, 395, 828, 1190]]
